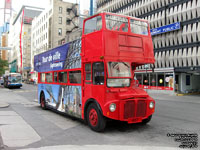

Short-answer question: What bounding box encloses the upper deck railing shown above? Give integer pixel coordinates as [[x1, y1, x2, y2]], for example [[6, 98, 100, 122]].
[[83, 12, 151, 37], [82, 12, 155, 65]]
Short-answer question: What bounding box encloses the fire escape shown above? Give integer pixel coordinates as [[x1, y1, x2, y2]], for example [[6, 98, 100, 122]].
[[66, 3, 79, 34]]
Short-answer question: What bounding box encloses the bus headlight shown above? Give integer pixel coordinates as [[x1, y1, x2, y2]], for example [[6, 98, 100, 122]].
[[109, 103, 116, 112], [149, 101, 154, 109]]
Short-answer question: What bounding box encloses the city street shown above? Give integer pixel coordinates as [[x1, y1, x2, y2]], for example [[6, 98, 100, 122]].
[[0, 84, 199, 150]]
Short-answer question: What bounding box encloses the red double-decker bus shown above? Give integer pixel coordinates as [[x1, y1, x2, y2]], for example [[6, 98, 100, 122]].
[[34, 12, 155, 132]]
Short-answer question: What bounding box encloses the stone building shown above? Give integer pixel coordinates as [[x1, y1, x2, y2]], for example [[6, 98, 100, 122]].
[[9, 6, 43, 79], [31, 0, 79, 79], [0, 22, 9, 61]]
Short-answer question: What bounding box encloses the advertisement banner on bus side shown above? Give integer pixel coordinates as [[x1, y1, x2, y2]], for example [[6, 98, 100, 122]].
[[34, 39, 82, 72]]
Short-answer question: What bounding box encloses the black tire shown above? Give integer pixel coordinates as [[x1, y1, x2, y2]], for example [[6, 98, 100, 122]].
[[40, 93, 47, 110], [87, 103, 106, 132], [141, 115, 152, 124]]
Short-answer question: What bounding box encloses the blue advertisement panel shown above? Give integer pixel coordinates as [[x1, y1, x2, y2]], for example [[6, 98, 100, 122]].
[[35, 39, 82, 118], [150, 22, 180, 36], [34, 39, 82, 72], [34, 44, 69, 72], [38, 84, 82, 118]]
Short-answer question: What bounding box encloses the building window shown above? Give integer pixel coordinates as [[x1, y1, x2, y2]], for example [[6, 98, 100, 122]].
[[59, 17, 62, 24], [66, 19, 70, 25], [58, 28, 62, 35], [59, 7, 62, 14], [49, 9, 52, 15], [66, 8, 70, 15], [186, 75, 190, 86]]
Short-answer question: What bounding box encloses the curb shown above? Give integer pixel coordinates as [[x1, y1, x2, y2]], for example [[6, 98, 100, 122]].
[[0, 102, 9, 108], [176, 93, 200, 96]]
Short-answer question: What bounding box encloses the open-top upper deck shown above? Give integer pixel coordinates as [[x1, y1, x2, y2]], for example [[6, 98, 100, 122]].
[[82, 12, 155, 65]]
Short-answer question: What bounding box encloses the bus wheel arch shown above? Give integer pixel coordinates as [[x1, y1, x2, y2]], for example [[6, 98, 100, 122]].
[[84, 99, 102, 121], [84, 99, 106, 132], [40, 91, 47, 110]]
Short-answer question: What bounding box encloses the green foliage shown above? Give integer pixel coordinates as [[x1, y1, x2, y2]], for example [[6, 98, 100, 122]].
[[0, 58, 8, 76]]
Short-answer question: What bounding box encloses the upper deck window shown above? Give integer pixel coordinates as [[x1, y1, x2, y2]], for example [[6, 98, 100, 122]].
[[84, 16, 102, 35], [105, 15, 128, 32], [130, 19, 148, 35]]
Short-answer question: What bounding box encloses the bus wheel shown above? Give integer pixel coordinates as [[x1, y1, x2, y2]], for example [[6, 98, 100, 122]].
[[141, 115, 152, 124], [87, 103, 106, 132], [40, 93, 47, 110]]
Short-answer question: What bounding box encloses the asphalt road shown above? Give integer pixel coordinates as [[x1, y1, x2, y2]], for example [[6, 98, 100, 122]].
[[0, 83, 199, 150]]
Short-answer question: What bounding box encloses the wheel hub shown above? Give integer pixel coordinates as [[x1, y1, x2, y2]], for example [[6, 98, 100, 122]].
[[89, 108, 98, 126], [41, 96, 45, 107]]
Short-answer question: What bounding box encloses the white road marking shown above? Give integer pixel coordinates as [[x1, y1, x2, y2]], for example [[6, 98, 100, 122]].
[[19, 145, 190, 150]]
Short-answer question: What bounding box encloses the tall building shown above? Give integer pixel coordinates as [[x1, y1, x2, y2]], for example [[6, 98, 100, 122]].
[[0, 22, 9, 61], [90, 0, 97, 16], [97, 0, 200, 93], [0, 33, 9, 60], [31, 0, 79, 78], [9, 6, 43, 79]]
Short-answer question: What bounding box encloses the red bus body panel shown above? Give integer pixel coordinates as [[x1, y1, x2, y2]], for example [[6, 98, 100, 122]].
[[81, 13, 155, 123]]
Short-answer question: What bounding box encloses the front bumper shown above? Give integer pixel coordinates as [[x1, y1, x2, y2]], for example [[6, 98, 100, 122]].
[[104, 98, 155, 123], [7, 83, 22, 87]]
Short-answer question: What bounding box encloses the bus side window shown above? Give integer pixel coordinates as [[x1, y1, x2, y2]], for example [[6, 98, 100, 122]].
[[85, 63, 91, 82], [40, 73, 45, 82], [93, 62, 104, 85], [69, 71, 81, 84], [46, 73, 53, 83], [54, 72, 58, 82], [58, 72, 67, 83]]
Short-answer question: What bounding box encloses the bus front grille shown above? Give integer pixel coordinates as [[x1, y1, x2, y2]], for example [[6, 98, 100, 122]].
[[136, 100, 146, 117], [124, 101, 135, 119]]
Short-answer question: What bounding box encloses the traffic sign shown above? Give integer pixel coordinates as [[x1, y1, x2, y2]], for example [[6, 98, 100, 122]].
[[150, 22, 180, 36]]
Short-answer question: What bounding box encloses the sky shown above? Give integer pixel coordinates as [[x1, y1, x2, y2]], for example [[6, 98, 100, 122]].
[[0, 0, 90, 26]]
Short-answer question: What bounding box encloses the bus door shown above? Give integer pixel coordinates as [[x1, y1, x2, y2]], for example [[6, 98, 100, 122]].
[[83, 62, 105, 104], [83, 63, 92, 99]]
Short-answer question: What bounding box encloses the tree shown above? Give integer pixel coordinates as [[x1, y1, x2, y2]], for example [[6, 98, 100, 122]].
[[0, 58, 8, 76]]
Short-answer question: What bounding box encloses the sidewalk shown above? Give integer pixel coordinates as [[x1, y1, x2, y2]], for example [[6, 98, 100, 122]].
[[0, 88, 41, 148]]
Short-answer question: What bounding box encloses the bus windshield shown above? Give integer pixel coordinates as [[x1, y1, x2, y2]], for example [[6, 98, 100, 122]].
[[107, 62, 131, 77], [8, 75, 22, 83], [107, 62, 131, 87]]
